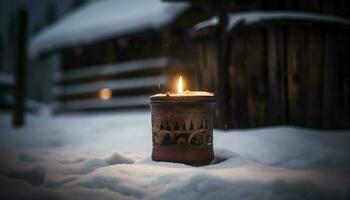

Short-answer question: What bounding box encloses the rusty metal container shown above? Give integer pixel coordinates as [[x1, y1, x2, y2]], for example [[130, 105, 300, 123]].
[[149, 94, 215, 166]]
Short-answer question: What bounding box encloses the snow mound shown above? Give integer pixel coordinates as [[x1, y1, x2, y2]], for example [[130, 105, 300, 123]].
[[70, 152, 134, 175], [0, 153, 46, 185], [210, 148, 249, 167], [215, 127, 350, 169], [0, 175, 61, 200], [1, 111, 350, 199], [159, 177, 350, 200]]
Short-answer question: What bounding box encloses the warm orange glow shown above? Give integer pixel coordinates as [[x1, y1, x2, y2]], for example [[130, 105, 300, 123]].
[[177, 76, 183, 94], [99, 88, 112, 100]]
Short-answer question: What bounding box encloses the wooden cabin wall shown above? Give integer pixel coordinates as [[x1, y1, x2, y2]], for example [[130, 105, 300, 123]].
[[196, 42, 217, 93], [163, 7, 212, 90], [61, 30, 163, 71], [226, 0, 350, 19], [54, 30, 172, 112], [53, 7, 214, 112], [195, 0, 350, 129]]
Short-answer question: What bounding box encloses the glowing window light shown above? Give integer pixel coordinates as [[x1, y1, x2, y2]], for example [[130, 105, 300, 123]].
[[99, 88, 112, 100]]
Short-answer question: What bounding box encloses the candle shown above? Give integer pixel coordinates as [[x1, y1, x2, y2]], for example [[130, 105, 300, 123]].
[[149, 76, 215, 166], [151, 76, 214, 97]]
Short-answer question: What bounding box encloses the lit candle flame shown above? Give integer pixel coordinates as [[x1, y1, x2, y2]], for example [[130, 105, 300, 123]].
[[177, 76, 183, 94]]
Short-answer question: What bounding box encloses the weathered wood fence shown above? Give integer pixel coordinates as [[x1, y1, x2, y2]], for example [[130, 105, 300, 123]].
[[193, 0, 350, 129]]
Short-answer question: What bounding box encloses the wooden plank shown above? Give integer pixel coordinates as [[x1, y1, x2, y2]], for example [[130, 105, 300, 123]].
[[55, 75, 168, 96], [297, 0, 322, 12], [323, 0, 348, 129], [323, 30, 344, 128], [264, 0, 283, 10], [228, 31, 249, 128], [197, 40, 221, 127], [339, 0, 350, 19], [342, 32, 350, 128], [284, 0, 297, 10], [215, 10, 231, 129], [305, 28, 323, 127], [323, 0, 339, 15], [58, 85, 159, 101], [205, 43, 218, 92], [195, 43, 205, 90], [199, 41, 218, 92], [286, 28, 298, 126], [266, 27, 286, 125], [286, 27, 308, 126], [58, 95, 150, 111], [297, 0, 324, 128], [13, 8, 27, 127], [245, 28, 267, 127], [56, 57, 170, 82]]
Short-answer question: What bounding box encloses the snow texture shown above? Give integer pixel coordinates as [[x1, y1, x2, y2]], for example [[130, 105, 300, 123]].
[[0, 111, 350, 200], [194, 11, 350, 32], [29, 0, 189, 57]]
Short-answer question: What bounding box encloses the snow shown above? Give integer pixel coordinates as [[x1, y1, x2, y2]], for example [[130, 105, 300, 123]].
[[0, 111, 350, 200], [194, 11, 350, 32], [29, 0, 189, 57], [55, 57, 171, 82]]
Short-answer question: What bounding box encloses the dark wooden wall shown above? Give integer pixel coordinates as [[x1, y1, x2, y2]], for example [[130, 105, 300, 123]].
[[229, 25, 349, 129], [195, 0, 350, 129]]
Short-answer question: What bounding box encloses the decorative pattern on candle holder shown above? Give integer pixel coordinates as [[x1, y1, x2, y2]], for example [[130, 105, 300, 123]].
[[149, 95, 215, 166], [152, 111, 213, 148]]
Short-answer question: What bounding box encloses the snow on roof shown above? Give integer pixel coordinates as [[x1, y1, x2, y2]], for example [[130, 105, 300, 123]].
[[29, 0, 189, 57], [194, 11, 350, 32]]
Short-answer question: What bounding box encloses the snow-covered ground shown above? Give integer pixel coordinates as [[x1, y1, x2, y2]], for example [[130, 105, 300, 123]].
[[0, 111, 350, 200]]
